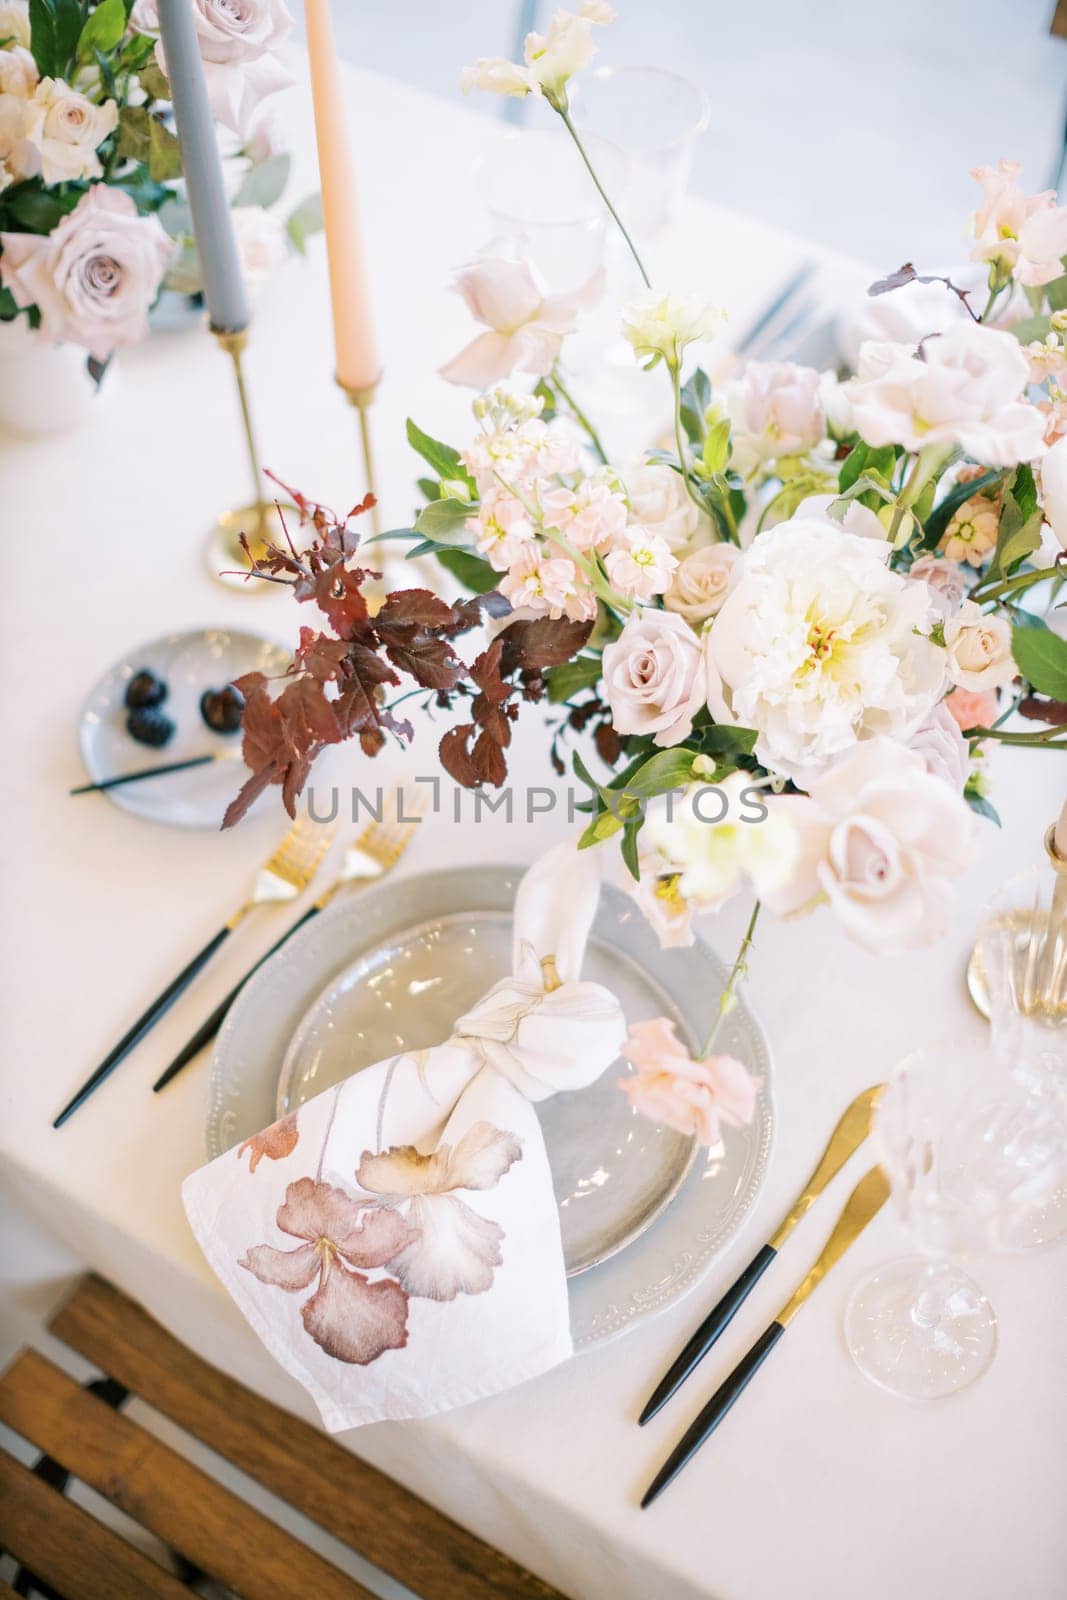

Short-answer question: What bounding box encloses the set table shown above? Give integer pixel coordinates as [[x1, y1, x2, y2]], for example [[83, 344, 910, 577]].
[[0, 53, 1062, 1600]]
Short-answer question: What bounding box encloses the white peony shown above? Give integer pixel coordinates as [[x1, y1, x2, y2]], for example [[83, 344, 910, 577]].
[[704, 517, 944, 784], [20, 78, 117, 184], [621, 290, 725, 368], [848, 322, 1046, 467], [764, 738, 976, 953], [625, 462, 710, 552]]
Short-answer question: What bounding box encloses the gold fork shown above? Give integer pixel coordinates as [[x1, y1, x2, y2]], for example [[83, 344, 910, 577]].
[[153, 787, 426, 1093], [54, 813, 337, 1127]]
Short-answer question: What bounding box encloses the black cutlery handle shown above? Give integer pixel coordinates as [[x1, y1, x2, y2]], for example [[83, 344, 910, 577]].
[[152, 904, 323, 1093], [641, 1321, 786, 1507], [69, 755, 216, 795], [53, 924, 233, 1128], [639, 1242, 778, 1424]]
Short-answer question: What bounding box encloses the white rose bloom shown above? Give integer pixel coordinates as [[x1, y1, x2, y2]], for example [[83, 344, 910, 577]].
[[704, 516, 944, 784], [625, 462, 709, 552], [0, 89, 36, 183], [0, 1, 30, 47], [621, 290, 725, 367], [644, 773, 797, 912], [231, 204, 287, 292], [20, 78, 118, 184], [0, 44, 36, 96], [942, 600, 1017, 691], [663, 541, 741, 626], [848, 322, 1046, 466]]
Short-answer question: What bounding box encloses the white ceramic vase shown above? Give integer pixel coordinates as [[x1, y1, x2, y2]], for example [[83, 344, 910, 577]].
[[0, 317, 114, 438]]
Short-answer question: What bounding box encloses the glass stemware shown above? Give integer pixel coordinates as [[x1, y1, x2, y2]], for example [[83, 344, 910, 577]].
[[844, 1040, 1064, 1402]]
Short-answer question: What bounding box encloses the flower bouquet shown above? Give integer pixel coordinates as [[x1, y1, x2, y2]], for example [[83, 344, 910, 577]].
[[0, 0, 319, 374], [220, 5, 1066, 1142]]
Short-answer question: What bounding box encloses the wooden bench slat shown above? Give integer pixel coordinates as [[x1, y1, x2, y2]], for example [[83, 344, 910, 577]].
[[0, 1448, 190, 1600], [50, 1274, 568, 1600], [0, 1351, 375, 1600]]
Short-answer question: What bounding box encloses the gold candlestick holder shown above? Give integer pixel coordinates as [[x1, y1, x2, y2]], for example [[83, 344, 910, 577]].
[[967, 823, 1067, 1022], [337, 373, 382, 540], [205, 325, 293, 591]]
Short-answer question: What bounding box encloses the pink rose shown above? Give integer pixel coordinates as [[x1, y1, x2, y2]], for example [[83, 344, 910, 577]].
[[943, 686, 998, 732], [969, 159, 1067, 289], [849, 322, 1046, 466], [908, 554, 969, 616], [0, 185, 173, 359], [907, 702, 970, 792], [764, 737, 977, 953], [620, 1017, 761, 1146], [133, 0, 294, 136], [440, 254, 602, 389], [602, 606, 706, 748]]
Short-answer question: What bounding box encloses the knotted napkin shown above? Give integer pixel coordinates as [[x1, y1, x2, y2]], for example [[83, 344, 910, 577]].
[[182, 842, 627, 1431]]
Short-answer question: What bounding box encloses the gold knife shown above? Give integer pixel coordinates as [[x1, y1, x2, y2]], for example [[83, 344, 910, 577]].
[[639, 1084, 884, 1425], [641, 1165, 891, 1507]]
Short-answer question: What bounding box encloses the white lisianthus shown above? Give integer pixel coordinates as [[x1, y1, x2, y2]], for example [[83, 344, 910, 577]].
[[663, 541, 741, 625], [848, 322, 1046, 466], [603, 524, 678, 600], [643, 773, 797, 913], [942, 600, 1017, 691], [440, 253, 602, 389], [763, 739, 976, 954], [459, 57, 536, 98], [704, 517, 944, 784], [1039, 432, 1067, 551], [621, 290, 725, 368], [726, 360, 825, 474], [969, 159, 1067, 290], [0, 1, 30, 47], [461, 4, 613, 105], [20, 78, 118, 184], [231, 203, 287, 292], [625, 462, 709, 552]]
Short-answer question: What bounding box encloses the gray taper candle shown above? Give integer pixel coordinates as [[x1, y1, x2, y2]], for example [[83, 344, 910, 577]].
[[157, 0, 249, 333]]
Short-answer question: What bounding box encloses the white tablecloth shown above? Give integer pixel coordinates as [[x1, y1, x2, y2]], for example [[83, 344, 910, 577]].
[[1, 56, 1064, 1600]]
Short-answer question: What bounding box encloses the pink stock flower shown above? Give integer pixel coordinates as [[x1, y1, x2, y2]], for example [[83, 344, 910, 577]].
[[602, 524, 677, 599], [540, 477, 627, 551], [468, 488, 536, 571], [499, 545, 584, 617], [440, 254, 603, 389], [620, 1017, 761, 1147], [969, 159, 1067, 289]]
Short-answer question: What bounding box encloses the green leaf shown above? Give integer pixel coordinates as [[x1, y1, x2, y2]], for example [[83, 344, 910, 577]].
[[698, 724, 758, 760], [1009, 312, 1051, 345], [406, 417, 474, 489], [838, 441, 896, 496], [2, 180, 85, 232], [994, 471, 1044, 574], [29, 0, 85, 77], [544, 653, 604, 704], [679, 366, 711, 445], [285, 191, 323, 255], [1011, 463, 1038, 523], [413, 498, 473, 540], [416, 476, 439, 502], [79, 0, 125, 56], [0, 285, 21, 319], [616, 748, 697, 799], [620, 813, 644, 881], [116, 104, 150, 164], [433, 548, 498, 594], [108, 165, 168, 211], [138, 61, 170, 100], [966, 791, 1002, 828], [1010, 622, 1067, 699], [148, 115, 182, 181], [1046, 269, 1067, 314], [701, 417, 731, 477], [234, 152, 290, 210], [534, 377, 557, 422], [920, 468, 1003, 550]]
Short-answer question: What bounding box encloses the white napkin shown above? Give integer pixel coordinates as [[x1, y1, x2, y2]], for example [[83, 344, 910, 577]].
[[182, 842, 626, 1431]]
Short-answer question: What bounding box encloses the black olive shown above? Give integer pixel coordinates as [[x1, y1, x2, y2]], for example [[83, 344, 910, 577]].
[[200, 684, 245, 735], [126, 706, 176, 748], [125, 668, 168, 709]]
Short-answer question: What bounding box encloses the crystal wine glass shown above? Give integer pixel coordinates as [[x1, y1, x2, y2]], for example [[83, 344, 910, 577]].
[[843, 1040, 1060, 1401]]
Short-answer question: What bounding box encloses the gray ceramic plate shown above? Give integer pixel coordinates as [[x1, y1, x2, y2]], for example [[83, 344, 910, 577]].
[[208, 865, 774, 1350], [78, 627, 289, 828]]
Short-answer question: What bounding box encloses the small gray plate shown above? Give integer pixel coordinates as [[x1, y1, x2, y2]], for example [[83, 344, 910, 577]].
[[208, 864, 774, 1349], [78, 626, 289, 829]]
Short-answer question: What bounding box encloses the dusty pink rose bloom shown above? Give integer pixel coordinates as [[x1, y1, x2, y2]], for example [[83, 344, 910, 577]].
[[133, 0, 294, 136], [241, 1178, 413, 1365], [848, 323, 1045, 466], [602, 606, 706, 748], [764, 737, 976, 953], [907, 703, 970, 793], [440, 254, 602, 389], [943, 685, 998, 731], [0, 185, 173, 358], [969, 158, 1067, 289], [357, 1122, 523, 1302], [620, 1017, 761, 1146], [908, 554, 969, 616]]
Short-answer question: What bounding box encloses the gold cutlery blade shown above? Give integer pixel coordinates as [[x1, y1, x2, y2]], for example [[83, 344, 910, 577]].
[[767, 1083, 884, 1251], [777, 1164, 891, 1325]]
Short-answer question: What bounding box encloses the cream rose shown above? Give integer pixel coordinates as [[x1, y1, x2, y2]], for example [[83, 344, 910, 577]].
[[0, 185, 174, 359], [21, 78, 118, 184], [625, 462, 709, 552], [602, 606, 706, 748], [0, 44, 36, 96], [942, 601, 1016, 691], [764, 738, 977, 954], [0, 1, 30, 47], [663, 541, 740, 625]]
